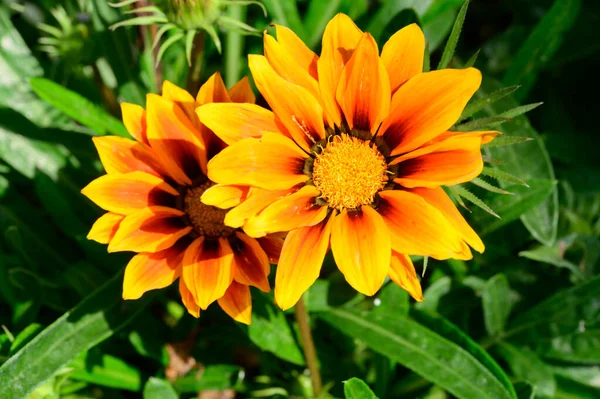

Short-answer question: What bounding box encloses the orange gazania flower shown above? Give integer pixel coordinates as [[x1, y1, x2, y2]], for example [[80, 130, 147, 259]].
[[197, 15, 499, 310], [81, 74, 282, 324]]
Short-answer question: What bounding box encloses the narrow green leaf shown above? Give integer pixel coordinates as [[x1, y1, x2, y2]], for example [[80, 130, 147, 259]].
[[482, 274, 512, 336], [109, 0, 141, 7], [110, 16, 168, 31], [205, 25, 221, 54], [69, 351, 142, 391], [454, 116, 510, 132], [481, 167, 528, 187], [248, 292, 305, 365], [451, 185, 500, 218], [423, 42, 431, 72], [0, 270, 155, 398], [501, 102, 543, 119], [471, 177, 513, 195], [437, 0, 469, 69], [464, 49, 480, 68], [476, 179, 555, 236], [124, 6, 163, 15], [185, 29, 196, 66], [153, 23, 176, 50], [480, 78, 559, 245], [519, 244, 584, 280], [29, 78, 129, 137], [504, 0, 581, 101], [459, 85, 520, 122], [495, 343, 556, 397], [143, 377, 178, 399], [321, 308, 516, 399], [540, 330, 600, 364], [8, 324, 43, 355], [483, 136, 533, 149], [344, 378, 378, 399], [157, 30, 185, 66]]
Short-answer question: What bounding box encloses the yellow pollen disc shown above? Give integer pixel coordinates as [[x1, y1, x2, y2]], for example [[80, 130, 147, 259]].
[[312, 134, 388, 210], [184, 181, 235, 238]]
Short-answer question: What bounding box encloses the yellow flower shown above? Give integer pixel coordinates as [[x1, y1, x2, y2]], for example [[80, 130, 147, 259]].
[[82, 74, 282, 324], [198, 14, 499, 310]]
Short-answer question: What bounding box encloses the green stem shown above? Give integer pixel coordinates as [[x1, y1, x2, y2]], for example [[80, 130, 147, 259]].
[[187, 32, 205, 94], [224, 5, 246, 87], [294, 296, 323, 397]]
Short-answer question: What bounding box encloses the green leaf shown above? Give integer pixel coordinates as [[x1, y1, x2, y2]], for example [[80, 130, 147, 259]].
[[173, 365, 241, 393], [437, 0, 469, 69], [8, 323, 43, 355], [248, 292, 305, 365], [551, 366, 600, 390], [450, 185, 500, 218], [0, 270, 154, 398], [30, 78, 129, 138], [480, 167, 528, 187], [503, 0, 581, 101], [494, 343, 556, 397], [344, 377, 378, 399], [373, 282, 409, 318], [454, 116, 510, 132], [475, 179, 556, 236], [321, 308, 516, 399], [482, 136, 533, 149], [69, 351, 142, 391], [514, 382, 536, 399], [500, 103, 543, 119], [482, 274, 512, 336], [480, 78, 558, 245], [471, 177, 513, 195], [508, 275, 600, 342], [459, 85, 520, 122], [519, 244, 584, 280], [540, 330, 600, 364], [143, 377, 178, 399]]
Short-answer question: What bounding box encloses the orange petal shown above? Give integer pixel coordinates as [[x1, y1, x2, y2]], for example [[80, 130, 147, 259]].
[[181, 237, 235, 309], [201, 184, 250, 209], [122, 242, 185, 299], [331, 206, 391, 296], [87, 212, 124, 244], [224, 187, 291, 229], [317, 13, 363, 126], [243, 185, 328, 237], [378, 190, 465, 259], [207, 132, 308, 190], [81, 171, 178, 215], [393, 134, 483, 188], [196, 103, 278, 145], [275, 218, 332, 310], [108, 206, 191, 253], [258, 235, 284, 264], [179, 277, 200, 317], [249, 54, 326, 152], [388, 251, 423, 301], [264, 32, 321, 104], [336, 33, 390, 133], [196, 72, 231, 105], [231, 232, 270, 292], [409, 187, 484, 253], [274, 24, 318, 79], [121, 102, 148, 145], [218, 281, 252, 324], [92, 136, 161, 176], [162, 80, 198, 126], [228, 76, 256, 104], [146, 94, 207, 185], [381, 24, 425, 92], [382, 68, 482, 155]]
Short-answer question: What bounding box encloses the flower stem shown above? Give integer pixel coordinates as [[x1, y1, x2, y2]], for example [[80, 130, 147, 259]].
[[294, 296, 323, 397]]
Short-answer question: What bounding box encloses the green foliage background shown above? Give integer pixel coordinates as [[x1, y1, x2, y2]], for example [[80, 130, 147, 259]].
[[0, 0, 599, 398]]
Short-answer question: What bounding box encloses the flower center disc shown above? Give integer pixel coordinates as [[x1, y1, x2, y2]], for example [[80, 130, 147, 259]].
[[184, 181, 235, 237], [312, 134, 388, 210]]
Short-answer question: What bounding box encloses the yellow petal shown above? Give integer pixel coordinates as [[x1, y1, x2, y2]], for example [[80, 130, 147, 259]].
[[275, 218, 332, 310], [336, 33, 390, 133], [331, 206, 390, 296], [92, 136, 161, 176], [122, 242, 185, 299], [218, 281, 252, 324], [381, 24, 425, 92], [382, 68, 482, 155], [207, 132, 308, 190], [201, 184, 249, 209], [181, 237, 235, 309], [196, 103, 278, 145], [81, 171, 178, 215], [274, 24, 318, 79], [231, 232, 270, 292], [179, 277, 200, 317], [196, 72, 230, 105], [224, 187, 291, 230], [228, 76, 256, 104], [388, 251, 423, 301], [120, 102, 147, 145], [317, 13, 363, 126], [162, 80, 197, 124], [257, 235, 284, 264], [87, 212, 124, 244], [249, 54, 326, 152], [108, 206, 191, 253]]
